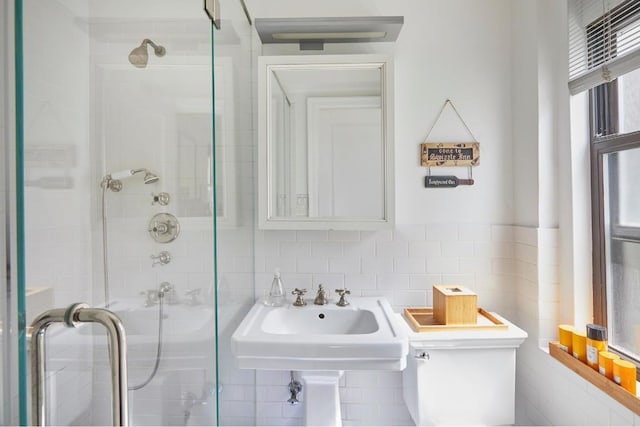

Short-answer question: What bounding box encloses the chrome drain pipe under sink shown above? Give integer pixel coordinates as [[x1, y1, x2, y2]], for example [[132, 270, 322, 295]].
[[287, 371, 302, 405]]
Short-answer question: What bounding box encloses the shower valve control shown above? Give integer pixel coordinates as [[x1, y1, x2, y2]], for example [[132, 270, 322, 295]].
[[151, 251, 171, 267], [148, 212, 180, 243], [151, 192, 170, 206]]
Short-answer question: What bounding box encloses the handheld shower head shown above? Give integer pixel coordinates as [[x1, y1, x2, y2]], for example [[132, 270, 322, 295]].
[[128, 39, 166, 68], [102, 168, 160, 191], [109, 169, 136, 180]]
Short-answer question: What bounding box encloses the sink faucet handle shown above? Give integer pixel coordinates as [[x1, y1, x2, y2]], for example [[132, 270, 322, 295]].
[[140, 289, 160, 307], [291, 288, 307, 307], [335, 288, 351, 307], [185, 288, 202, 306], [151, 251, 171, 267]]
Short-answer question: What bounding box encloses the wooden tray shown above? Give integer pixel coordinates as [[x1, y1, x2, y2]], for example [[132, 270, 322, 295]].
[[404, 307, 508, 332], [549, 342, 640, 415]]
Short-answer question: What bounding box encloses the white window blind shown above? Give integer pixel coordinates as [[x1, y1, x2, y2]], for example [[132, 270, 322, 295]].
[[569, 0, 640, 94]]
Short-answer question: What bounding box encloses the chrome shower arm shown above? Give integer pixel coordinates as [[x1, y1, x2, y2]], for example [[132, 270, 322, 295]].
[[142, 39, 159, 49], [140, 39, 166, 56]]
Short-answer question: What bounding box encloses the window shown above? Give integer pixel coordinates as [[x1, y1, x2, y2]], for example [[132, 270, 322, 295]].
[[591, 129, 640, 366], [590, 0, 640, 374]]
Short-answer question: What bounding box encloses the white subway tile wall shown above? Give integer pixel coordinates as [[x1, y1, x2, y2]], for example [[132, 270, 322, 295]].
[[237, 224, 519, 425], [514, 226, 638, 426], [255, 224, 518, 315]]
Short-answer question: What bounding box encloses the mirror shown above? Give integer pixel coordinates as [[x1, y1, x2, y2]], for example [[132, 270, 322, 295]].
[[258, 54, 394, 230]]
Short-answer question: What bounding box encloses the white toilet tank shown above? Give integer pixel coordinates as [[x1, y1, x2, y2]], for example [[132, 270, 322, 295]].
[[401, 312, 527, 426]]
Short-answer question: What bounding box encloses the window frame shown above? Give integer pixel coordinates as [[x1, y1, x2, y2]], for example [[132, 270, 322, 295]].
[[588, 0, 640, 376], [590, 87, 640, 372]]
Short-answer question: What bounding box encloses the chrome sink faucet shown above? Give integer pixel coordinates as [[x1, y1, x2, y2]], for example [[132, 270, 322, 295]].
[[314, 284, 328, 305], [159, 281, 174, 295], [141, 282, 175, 307]]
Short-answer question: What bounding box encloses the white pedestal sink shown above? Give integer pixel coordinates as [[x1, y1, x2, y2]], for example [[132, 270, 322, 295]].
[[299, 371, 343, 426], [231, 296, 408, 426]]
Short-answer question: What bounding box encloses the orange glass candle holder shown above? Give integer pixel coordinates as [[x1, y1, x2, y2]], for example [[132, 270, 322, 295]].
[[558, 324, 574, 354], [598, 351, 619, 380], [613, 359, 637, 396], [572, 330, 587, 363]]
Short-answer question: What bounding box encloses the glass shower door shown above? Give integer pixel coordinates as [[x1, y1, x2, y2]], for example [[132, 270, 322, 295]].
[[17, 0, 217, 425]]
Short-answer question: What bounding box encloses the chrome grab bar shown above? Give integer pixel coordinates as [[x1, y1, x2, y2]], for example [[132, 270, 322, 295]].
[[30, 303, 129, 427]]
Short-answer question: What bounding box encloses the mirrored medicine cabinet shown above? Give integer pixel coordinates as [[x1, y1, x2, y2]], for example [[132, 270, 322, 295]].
[[258, 54, 395, 230]]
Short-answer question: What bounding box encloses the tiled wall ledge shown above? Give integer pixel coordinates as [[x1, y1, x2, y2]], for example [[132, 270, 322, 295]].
[[549, 342, 640, 415]]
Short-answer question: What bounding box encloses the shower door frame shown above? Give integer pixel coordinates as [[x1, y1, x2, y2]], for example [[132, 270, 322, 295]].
[[12, 0, 28, 424], [1, 0, 20, 424]]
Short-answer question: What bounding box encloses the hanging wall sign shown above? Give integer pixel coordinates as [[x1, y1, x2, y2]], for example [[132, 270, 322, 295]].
[[424, 175, 475, 188], [420, 100, 480, 189], [420, 142, 480, 167]]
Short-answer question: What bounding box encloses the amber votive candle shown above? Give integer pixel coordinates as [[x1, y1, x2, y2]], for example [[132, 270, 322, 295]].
[[558, 324, 574, 354], [572, 330, 587, 363], [613, 359, 637, 396], [598, 351, 620, 380]]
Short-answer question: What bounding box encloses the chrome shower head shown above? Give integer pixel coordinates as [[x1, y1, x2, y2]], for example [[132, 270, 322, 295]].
[[128, 39, 166, 68]]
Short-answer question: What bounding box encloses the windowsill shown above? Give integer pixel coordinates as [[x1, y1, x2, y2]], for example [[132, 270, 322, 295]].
[[548, 342, 640, 415]]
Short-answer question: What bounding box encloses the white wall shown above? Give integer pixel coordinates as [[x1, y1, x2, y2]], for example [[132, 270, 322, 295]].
[[394, 0, 513, 225], [250, 0, 514, 225], [511, 0, 540, 228], [249, 0, 516, 304]]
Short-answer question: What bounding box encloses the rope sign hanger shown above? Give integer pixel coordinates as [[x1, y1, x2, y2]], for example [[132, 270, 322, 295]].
[[423, 99, 479, 144], [420, 99, 480, 188]]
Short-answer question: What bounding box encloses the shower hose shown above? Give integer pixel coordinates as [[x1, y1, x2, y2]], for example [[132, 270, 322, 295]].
[[101, 181, 165, 391], [128, 294, 165, 391]]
